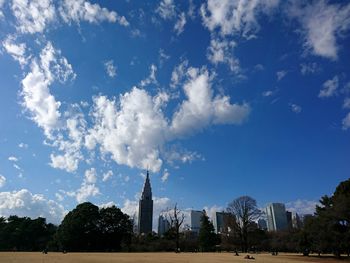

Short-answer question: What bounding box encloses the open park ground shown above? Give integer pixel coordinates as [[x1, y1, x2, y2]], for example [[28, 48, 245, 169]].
[[0, 252, 349, 263]]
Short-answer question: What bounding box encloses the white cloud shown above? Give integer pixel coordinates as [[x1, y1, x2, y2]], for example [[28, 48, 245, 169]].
[[49, 109, 86, 173], [50, 152, 80, 173], [0, 189, 66, 224], [300, 62, 320, 75], [319, 75, 338, 98], [0, 0, 5, 18], [207, 37, 240, 73], [104, 60, 117, 78], [159, 49, 170, 67], [201, 0, 279, 38], [21, 42, 75, 138], [0, 175, 6, 188], [84, 168, 97, 184], [11, 0, 55, 34], [170, 60, 188, 88], [55, 192, 64, 202], [75, 170, 100, 203], [174, 12, 186, 35], [102, 170, 113, 182], [8, 156, 18, 162], [286, 199, 318, 215], [140, 64, 157, 87], [13, 164, 22, 171], [276, 70, 287, 81], [289, 103, 302, 114], [289, 1, 350, 60], [262, 90, 274, 97], [164, 148, 203, 166], [121, 199, 138, 218], [203, 205, 224, 220], [343, 98, 350, 109], [161, 169, 170, 182], [59, 0, 129, 26], [18, 143, 28, 149], [171, 67, 250, 136], [99, 201, 116, 208], [2, 36, 28, 66], [342, 112, 350, 130], [156, 0, 176, 20], [86, 88, 168, 172]]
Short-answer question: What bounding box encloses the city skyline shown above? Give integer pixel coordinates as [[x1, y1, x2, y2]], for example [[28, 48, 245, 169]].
[[0, 0, 350, 227]]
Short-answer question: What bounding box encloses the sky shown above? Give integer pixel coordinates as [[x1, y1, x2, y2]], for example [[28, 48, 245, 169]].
[[0, 0, 350, 229]]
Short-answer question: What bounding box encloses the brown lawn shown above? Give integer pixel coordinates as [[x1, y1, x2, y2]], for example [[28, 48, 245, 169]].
[[0, 252, 348, 263]]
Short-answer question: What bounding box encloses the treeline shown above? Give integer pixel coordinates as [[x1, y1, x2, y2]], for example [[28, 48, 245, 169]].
[[0, 216, 56, 251], [0, 178, 349, 257]]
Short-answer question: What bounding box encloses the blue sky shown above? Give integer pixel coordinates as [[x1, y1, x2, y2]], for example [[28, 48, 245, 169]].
[[0, 0, 349, 227]]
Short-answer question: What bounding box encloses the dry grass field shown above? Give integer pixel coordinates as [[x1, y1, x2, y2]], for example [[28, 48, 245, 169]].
[[0, 252, 348, 263]]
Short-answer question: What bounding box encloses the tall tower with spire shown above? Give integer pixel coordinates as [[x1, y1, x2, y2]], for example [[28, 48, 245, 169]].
[[138, 170, 153, 234]]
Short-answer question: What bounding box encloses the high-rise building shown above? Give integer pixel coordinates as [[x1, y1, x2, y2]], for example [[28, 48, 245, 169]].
[[213, 212, 231, 234], [265, 203, 288, 231], [286, 211, 292, 228], [190, 210, 203, 234], [138, 171, 153, 234], [258, 218, 267, 230], [291, 212, 302, 229], [158, 215, 170, 236]]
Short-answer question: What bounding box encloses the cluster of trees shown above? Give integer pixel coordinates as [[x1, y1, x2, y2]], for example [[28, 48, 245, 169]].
[[300, 178, 350, 257], [0, 178, 349, 257], [53, 202, 133, 251], [0, 216, 56, 251]]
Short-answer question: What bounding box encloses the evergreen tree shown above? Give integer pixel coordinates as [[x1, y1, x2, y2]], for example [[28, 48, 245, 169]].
[[198, 210, 217, 251]]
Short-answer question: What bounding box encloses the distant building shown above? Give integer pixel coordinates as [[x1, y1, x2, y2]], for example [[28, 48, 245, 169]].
[[265, 203, 288, 231], [158, 215, 170, 236], [291, 212, 302, 229], [286, 211, 292, 228], [190, 210, 203, 234], [138, 171, 153, 234], [258, 218, 267, 230], [213, 211, 231, 234]]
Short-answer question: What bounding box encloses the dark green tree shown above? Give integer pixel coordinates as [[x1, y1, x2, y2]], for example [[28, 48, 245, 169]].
[[98, 205, 133, 251], [198, 210, 217, 251], [55, 202, 133, 252], [56, 202, 100, 251]]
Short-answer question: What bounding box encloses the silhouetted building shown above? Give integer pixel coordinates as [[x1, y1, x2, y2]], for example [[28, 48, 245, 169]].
[[138, 171, 153, 234], [190, 210, 203, 234], [213, 211, 231, 234], [258, 218, 267, 230], [286, 211, 292, 228], [265, 203, 288, 231], [158, 214, 170, 236], [291, 212, 302, 229]]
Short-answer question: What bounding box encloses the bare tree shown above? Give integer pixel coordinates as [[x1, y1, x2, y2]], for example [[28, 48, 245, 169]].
[[227, 196, 261, 252], [168, 203, 185, 252]]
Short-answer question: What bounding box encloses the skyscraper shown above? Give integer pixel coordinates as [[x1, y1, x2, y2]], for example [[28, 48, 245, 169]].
[[265, 203, 288, 231], [138, 171, 153, 234], [158, 214, 170, 236], [213, 212, 231, 234], [190, 210, 203, 234]]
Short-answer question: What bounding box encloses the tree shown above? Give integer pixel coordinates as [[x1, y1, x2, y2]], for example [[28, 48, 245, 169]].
[[98, 205, 133, 251], [227, 196, 261, 252], [55, 202, 133, 252], [198, 210, 217, 251], [56, 202, 100, 251], [301, 178, 350, 258], [168, 203, 185, 252]]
